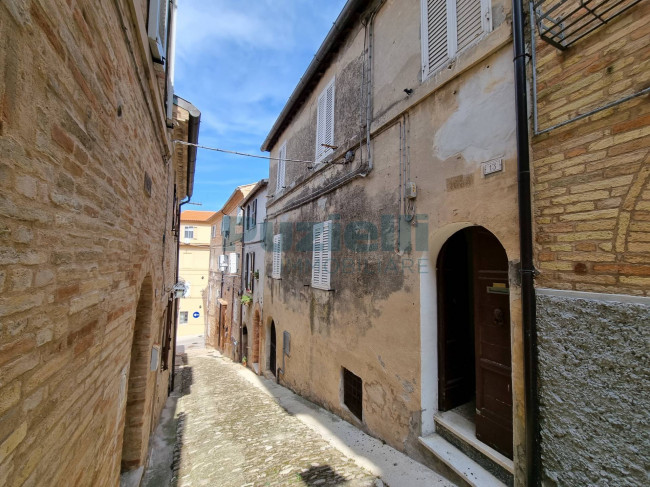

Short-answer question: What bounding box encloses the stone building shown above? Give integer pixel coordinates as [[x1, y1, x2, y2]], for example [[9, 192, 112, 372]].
[[240, 180, 269, 374], [205, 183, 255, 360], [260, 0, 526, 484], [528, 1, 650, 485], [0, 1, 199, 485], [177, 210, 217, 337]]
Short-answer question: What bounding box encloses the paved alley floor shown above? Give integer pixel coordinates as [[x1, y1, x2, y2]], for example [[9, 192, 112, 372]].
[[145, 343, 454, 487]]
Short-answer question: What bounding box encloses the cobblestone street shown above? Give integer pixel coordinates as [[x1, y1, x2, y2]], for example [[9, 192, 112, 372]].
[[143, 341, 454, 487]]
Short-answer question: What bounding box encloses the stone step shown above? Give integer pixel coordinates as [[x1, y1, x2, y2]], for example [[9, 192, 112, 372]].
[[418, 434, 506, 487]]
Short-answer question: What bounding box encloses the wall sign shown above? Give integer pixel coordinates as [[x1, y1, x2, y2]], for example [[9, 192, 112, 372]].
[[192, 311, 200, 319]]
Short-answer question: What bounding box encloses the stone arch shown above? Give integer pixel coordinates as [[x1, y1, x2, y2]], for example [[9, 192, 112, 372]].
[[420, 223, 515, 437], [121, 274, 154, 472]]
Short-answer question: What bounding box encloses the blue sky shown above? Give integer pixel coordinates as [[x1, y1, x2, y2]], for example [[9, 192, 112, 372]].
[[174, 0, 347, 211]]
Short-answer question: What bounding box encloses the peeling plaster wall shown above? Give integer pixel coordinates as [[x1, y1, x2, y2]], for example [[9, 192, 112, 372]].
[[263, 0, 523, 478], [537, 292, 650, 487]]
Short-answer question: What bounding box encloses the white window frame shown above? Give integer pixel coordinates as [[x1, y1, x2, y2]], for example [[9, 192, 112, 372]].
[[211, 225, 217, 238], [179, 311, 188, 324], [272, 234, 282, 279], [229, 252, 238, 274], [277, 143, 286, 193], [315, 77, 335, 163], [420, 0, 492, 80], [184, 225, 194, 240], [311, 221, 332, 290]]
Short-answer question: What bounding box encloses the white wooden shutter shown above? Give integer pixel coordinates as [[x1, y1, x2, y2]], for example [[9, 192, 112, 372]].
[[315, 78, 335, 162], [229, 252, 238, 274], [312, 223, 322, 286], [456, 0, 484, 51], [147, 0, 168, 61], [272, 234, 282, 278], [312, 221, 331, 289], [422, 0, 448, 76], [277, 143, 286, 192]]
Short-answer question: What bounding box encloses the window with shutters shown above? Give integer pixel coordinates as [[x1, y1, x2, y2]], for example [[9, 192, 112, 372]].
[[312, 221, 332, 290], [229, 252, 238, 274], [421, 0, 491, 79], [272, 234, 282, 279], [315, 78, 335, 163], [277, 143, 286, 193]]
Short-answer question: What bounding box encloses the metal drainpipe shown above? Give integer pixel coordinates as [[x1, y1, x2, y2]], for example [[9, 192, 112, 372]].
[[512, 0, 539, 484]]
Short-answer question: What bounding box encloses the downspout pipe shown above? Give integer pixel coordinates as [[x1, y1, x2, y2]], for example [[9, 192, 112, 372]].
[[512, 0, 539, 484]]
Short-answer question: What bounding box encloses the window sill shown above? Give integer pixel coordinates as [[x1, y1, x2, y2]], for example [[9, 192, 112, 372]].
[[371, 21, 512, 137]]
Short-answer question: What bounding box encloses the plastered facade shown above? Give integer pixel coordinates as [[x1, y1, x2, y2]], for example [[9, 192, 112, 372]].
[[178, 213, 214, 335], [262, 0, 528, 483], [0, 1, 192, 485]]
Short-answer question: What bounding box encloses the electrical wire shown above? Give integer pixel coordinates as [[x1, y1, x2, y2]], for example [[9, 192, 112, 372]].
[[172, 140, 317, 165]]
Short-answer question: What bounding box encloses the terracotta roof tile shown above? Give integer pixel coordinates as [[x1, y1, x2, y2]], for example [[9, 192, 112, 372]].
[[180, 210, 218, 222]]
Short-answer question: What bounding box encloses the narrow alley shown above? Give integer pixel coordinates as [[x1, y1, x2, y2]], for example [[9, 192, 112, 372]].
[[143, 338, 455, 487]]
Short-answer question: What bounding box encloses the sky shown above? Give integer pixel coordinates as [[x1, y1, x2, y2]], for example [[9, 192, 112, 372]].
[[174, 0, 348, 212]]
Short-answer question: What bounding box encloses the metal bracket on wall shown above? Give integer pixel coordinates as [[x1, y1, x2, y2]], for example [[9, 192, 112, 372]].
[[529, 0, 650, 136]]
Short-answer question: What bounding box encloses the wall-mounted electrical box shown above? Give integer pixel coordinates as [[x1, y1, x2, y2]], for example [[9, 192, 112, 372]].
[[405, 181, 417, 199], [283, 331, 291, 356]]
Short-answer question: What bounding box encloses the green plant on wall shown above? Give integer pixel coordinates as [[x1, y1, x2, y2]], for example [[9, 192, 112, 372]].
[[241, 293, 252, 305], [254, 270, 259, 280]]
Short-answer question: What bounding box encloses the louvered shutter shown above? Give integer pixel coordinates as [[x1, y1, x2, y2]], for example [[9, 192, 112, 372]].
[[272, 234, 282, 278], [316, 78, 335, 162], [424, 0, 448, 75], [229, 253, 238, 274], [312, 221, 331, 289], [147, 0, 168, 61], [456, 0, 483, 51], [312, 223, 322, 286], [321, 221, 331, 289], [277, 143, 286, 192]]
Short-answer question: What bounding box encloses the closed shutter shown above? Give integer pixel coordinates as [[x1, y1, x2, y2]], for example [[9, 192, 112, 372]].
[[277, 143, 286, 192], [252, 199, 257, 227], [272, 234, 282, 278], [316, 78, 335, 162], [312, 221, 332, 289], [312, 223, 322, 285], [422, 0, 490, 78], [424, 0, 448, 75], [456, 0, 483, 51], [229, 252, 238, 274]]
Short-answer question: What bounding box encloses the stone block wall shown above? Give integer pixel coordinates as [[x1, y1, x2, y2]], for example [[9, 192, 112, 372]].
[[536, 292, 649, 486], [532, 2, 650, 296], [0, 1, 179, 485]]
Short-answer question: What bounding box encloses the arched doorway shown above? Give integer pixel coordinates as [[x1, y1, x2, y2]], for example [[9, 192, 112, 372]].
[[437, 227, 512, 459], [121, 275, 153, 472], [269, 321, 276, 376], [242, 325, 248, 364]]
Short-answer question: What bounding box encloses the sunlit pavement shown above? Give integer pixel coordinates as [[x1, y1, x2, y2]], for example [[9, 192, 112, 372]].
[[143, 342, 455, 487]]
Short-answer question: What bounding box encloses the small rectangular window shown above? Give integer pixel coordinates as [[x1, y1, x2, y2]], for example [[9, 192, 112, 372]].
[[211, 225, 217, 238], [315, 78, 335, 163], [179, 311, 188, 324], [343, 368, 363, 420], [184, 226, 194, 239], [272, 234, 282, 279], [277, 143, 286, 193]]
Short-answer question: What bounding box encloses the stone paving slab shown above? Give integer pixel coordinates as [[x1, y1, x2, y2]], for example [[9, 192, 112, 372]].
[[171, 349, 381, 487]]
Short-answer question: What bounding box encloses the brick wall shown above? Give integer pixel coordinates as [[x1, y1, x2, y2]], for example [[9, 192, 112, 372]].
[[532, 2, 650, 295], [0, 1, 182, 485]]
